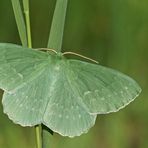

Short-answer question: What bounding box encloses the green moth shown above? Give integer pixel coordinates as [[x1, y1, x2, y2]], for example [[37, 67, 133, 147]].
[[0, 43, 141, 137]]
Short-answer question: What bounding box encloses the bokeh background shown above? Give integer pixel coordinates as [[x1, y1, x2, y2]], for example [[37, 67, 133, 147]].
[[0, 0, 148, 148]]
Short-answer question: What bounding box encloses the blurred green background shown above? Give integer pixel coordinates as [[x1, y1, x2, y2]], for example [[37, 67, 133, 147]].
[[0, 0, 147, 148]]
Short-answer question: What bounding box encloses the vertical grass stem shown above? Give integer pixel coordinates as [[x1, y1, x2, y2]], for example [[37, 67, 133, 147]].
[[22, 1, 41, 148], [23, 0, 32, 48]]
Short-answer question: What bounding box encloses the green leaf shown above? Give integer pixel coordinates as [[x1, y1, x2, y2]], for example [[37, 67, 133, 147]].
[[11, 0, 28, 47], [0, 44, 141, 137], [47, 0, 68, 51]]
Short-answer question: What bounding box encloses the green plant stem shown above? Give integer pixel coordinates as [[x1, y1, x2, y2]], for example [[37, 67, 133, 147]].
[[35, 125, 42, 148], [22, 1, 41, 148], [47, 0, 68, 52], [23, 0, 32, 48]]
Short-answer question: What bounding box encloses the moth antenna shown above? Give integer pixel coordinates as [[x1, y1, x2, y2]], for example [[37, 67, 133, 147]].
[[36, 48, 58, 54], [62, 52, 99, 64]]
